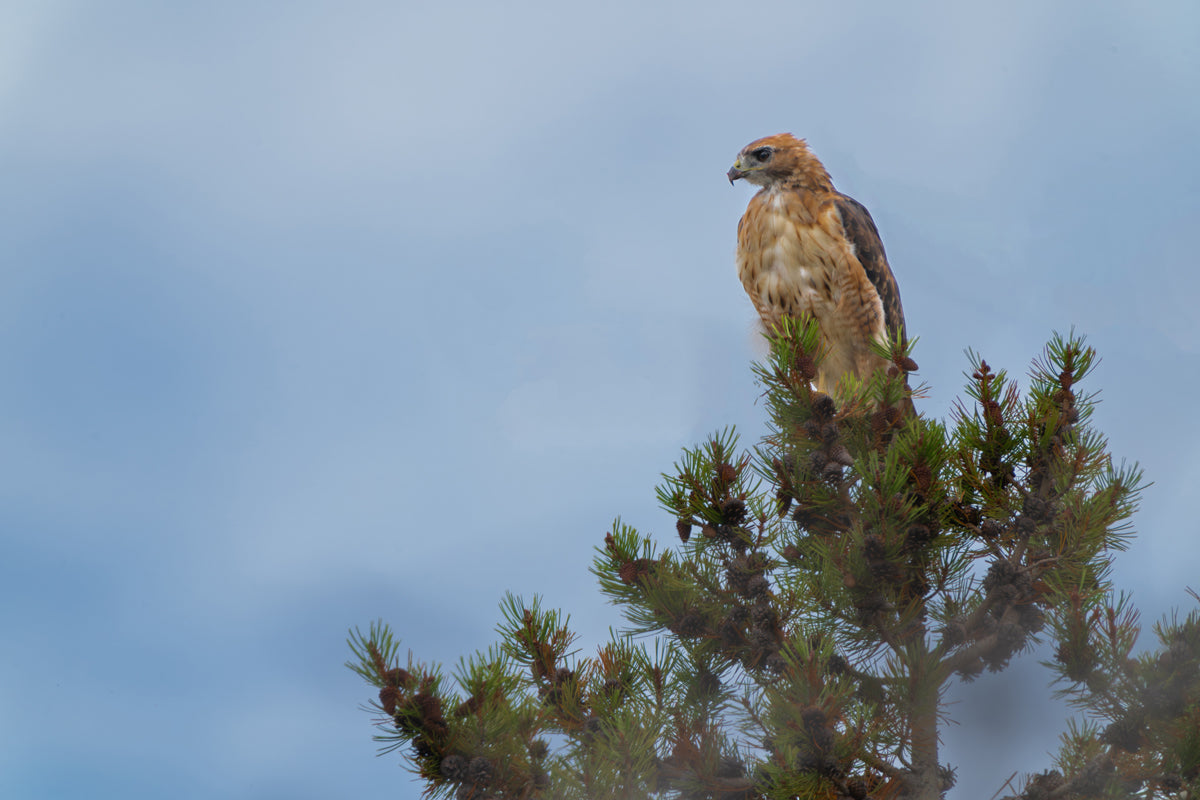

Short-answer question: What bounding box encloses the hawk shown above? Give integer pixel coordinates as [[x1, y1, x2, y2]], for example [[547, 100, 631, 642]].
[[727, 133, 910, 401]]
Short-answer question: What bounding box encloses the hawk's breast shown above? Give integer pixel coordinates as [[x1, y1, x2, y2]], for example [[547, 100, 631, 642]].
[[735, 190, 892, 392], [736, 191, 844, 326]]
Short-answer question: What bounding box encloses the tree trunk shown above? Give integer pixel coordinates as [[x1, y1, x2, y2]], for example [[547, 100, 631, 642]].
[[908, 643, 942, 800]]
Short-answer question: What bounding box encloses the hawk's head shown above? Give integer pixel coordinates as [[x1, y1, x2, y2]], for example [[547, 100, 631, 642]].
[[727, 133, 834, 192]]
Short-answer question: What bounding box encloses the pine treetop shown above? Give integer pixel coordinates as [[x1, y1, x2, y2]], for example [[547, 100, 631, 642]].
[[349, 323, 1198, 800]]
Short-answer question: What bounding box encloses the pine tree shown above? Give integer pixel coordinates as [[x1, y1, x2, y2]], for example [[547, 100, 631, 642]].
[[347, 321, 1200, 800]]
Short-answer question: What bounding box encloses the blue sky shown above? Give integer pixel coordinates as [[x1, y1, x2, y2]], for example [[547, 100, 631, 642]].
[[2, 2, 1197, 798]]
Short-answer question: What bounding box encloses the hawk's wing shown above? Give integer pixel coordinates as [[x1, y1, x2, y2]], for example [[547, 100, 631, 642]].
[[833, 194, 907, 345]]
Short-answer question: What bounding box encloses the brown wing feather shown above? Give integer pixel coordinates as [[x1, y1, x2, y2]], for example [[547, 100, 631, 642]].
[[833, 194, 907, 345]]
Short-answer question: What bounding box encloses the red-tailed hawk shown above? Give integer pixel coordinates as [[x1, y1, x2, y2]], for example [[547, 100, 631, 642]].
[[728, 133, 909, 401]]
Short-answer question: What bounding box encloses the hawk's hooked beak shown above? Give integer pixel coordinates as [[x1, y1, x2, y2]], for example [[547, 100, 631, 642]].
[[727, 164, 745, 185]]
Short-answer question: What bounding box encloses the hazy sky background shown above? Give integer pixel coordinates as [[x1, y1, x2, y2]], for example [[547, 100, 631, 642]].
[[2, 2, 1197, 798]]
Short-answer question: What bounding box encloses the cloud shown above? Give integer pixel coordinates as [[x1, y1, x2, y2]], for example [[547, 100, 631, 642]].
[[1, 3, 1198, 799]]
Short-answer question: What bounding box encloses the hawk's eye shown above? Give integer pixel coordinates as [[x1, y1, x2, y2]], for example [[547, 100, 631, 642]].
[[752, 147, 772, 161]]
